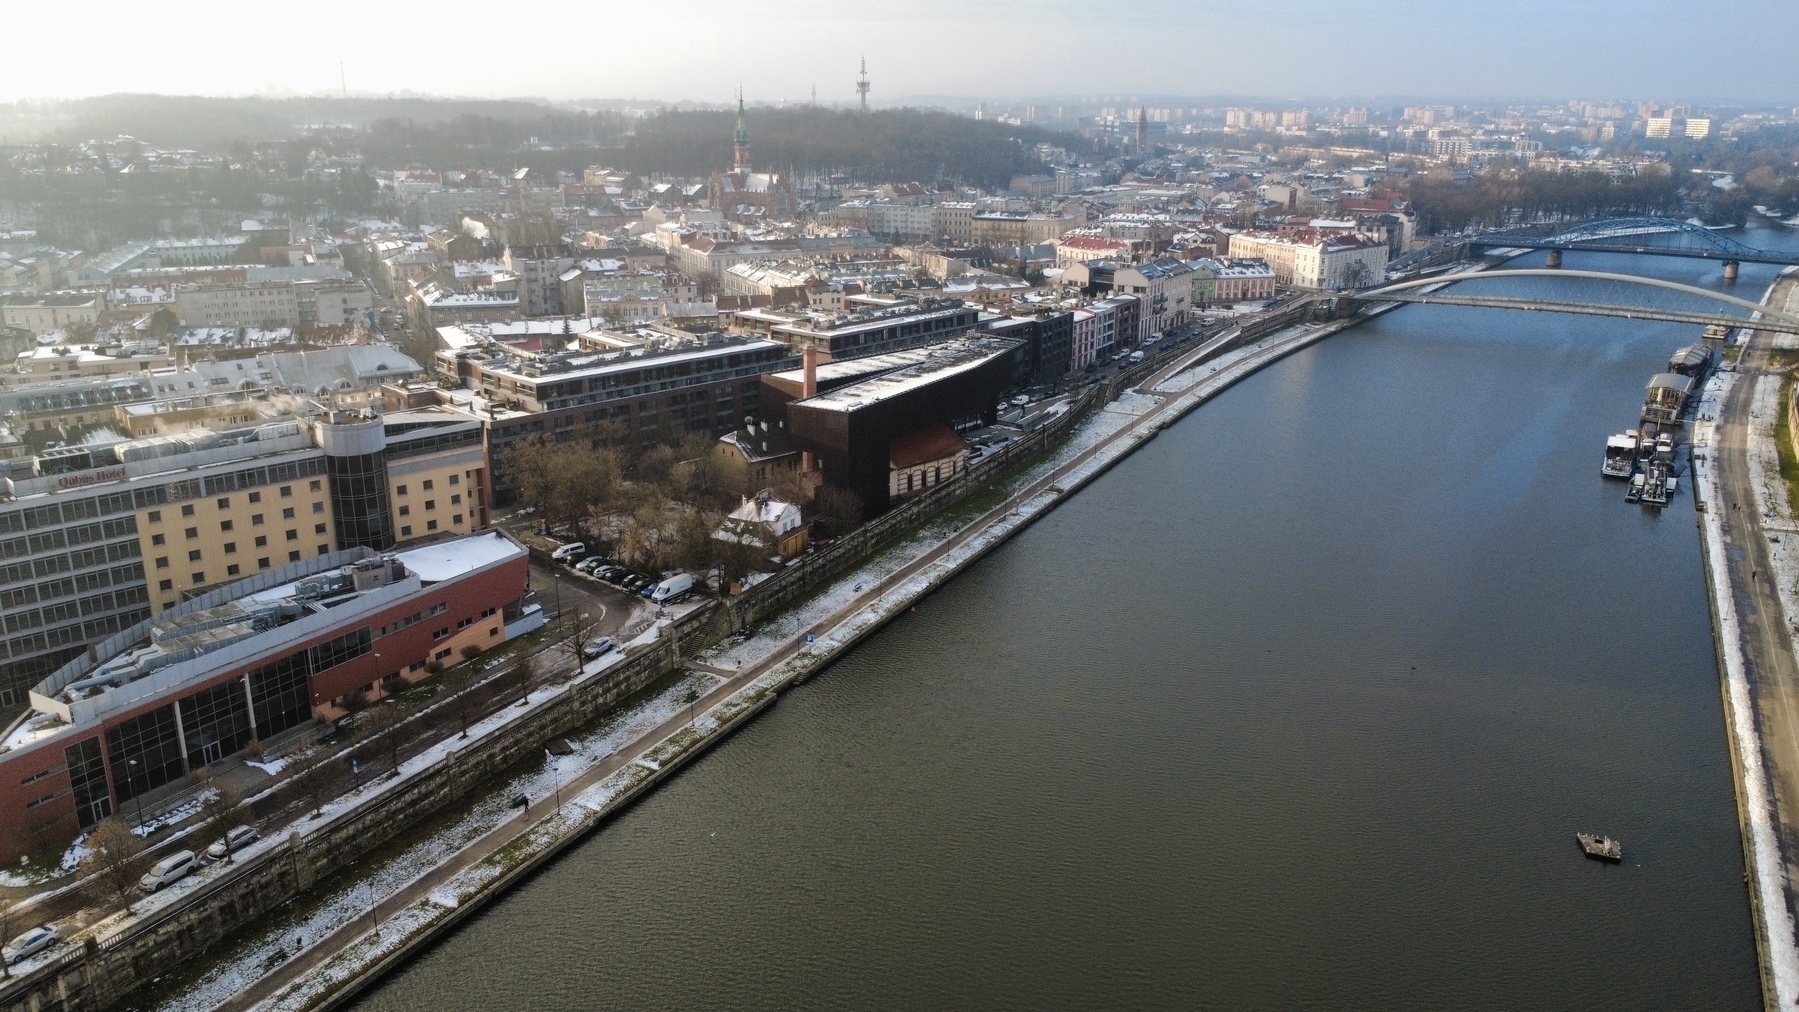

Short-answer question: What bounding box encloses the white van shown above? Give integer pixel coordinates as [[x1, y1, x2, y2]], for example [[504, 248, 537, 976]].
[[650, 573, 695, 605], [550, 542, 586, 563], [139, 850, 198, 892]]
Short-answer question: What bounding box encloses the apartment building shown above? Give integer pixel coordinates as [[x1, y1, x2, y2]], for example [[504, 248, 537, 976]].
[[728, 298, 981, 362], [1226, 231, 1388, 289], [1, 293, 103, 333]]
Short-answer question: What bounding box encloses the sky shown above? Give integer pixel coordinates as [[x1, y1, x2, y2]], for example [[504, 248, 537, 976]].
[[3, 0, 1796, 107]]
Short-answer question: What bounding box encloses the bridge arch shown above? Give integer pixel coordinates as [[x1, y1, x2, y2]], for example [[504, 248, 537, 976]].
[[1524, 217, 1763, 256], [1356, 269, 1799, 331]]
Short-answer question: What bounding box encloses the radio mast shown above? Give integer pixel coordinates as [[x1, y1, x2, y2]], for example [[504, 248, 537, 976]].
[[857, 57, 870, 112]]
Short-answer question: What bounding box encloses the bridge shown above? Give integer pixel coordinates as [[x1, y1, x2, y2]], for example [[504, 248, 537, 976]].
[[1347, 269, 1799, 334], [1466, 217, 1799, 272]]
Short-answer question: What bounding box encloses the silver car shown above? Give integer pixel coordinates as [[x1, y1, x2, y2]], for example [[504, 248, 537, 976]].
[[205, 825, 259, 862], [3, 924, 59, 965]]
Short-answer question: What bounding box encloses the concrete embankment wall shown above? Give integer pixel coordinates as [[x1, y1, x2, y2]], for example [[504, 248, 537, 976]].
[[0, 611, 719, 1012]]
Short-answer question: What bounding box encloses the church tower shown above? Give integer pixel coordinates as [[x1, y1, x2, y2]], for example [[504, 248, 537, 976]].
[[733, 94, 752, 175]]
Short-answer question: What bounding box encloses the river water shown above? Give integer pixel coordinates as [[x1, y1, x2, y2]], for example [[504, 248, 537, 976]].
[[356, 229, 1799, 1011]]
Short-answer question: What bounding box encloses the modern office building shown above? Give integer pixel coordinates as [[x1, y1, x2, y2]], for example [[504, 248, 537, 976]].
[[0, 530, 538, 861], [0, 408, 492, 719]]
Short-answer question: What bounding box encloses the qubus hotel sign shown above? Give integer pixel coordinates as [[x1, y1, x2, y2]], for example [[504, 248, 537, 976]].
[[55, 466, 126, 489]]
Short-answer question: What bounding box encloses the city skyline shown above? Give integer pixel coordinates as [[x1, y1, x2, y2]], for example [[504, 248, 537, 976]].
[[5, 0, 1797, 106]]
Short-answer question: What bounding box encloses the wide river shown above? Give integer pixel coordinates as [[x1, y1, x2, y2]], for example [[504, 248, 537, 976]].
[[357, 229, 1799, 1011]]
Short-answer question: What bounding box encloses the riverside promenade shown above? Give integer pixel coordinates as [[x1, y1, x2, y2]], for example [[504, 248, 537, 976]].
[[1692, 271, 1799, 1012], [221, 315, 1357, 1012]]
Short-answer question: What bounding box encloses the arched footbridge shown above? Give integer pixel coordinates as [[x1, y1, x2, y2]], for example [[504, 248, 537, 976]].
[[1346, 269, 1799, 334]]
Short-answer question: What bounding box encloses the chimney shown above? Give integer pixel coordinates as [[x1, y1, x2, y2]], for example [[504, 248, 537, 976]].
[[801, 343, 818, 398]]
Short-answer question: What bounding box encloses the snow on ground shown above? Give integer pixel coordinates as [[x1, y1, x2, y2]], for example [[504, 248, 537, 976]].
[[148, 672, 715, 1012], [1697, 370, 1799, 1007], [244, 759, 288, 777]]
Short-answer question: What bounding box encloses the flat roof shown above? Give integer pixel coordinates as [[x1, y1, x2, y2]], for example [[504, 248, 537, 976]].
[[790, 337, 1021, 413]]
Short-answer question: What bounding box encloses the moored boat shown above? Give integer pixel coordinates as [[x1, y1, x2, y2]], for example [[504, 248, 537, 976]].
[[1576, 833, 1623, 862], [1602, 433, 1637, 478]]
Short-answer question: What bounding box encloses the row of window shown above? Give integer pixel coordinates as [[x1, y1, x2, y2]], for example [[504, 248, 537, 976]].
[[394, 475, 458, 495], [4, 607, 148, 662], [376, 601, 448, 638], [0, 553, 143, 610], [398, 513, 463, 538]]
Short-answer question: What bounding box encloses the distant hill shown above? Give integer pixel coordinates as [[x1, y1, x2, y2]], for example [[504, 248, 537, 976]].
[[0, 96, 1085, 191], [596, 106, 1087, 189]]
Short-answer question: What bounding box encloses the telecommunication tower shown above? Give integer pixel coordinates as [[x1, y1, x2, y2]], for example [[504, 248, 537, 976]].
[[857, 58, 870, 112]]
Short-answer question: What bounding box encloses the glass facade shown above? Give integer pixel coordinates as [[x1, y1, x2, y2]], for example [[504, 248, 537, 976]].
[[106, 704, 184, 803], [64, 736, 111, 828], [181, 678, 255, 768], [326, 450, 393, 551], [249, 651, 313, 740]]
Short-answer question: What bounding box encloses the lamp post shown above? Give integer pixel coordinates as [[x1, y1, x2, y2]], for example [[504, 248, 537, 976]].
[[127, 758, 144, 828]]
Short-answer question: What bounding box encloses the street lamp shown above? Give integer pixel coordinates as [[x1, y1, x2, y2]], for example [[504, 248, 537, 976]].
[[127, 758, 144, 828]]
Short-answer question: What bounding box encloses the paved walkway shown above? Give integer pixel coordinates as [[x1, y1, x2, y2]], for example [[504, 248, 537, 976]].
[[1709, 285, 1799, 1009], [217, 321, 1336, 1011]]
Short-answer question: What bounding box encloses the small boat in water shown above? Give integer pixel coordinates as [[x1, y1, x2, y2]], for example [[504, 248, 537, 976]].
[[1602, 433, 1637, 478], [1576, 833, 1623, 862], [1655, 432, 1674, 460]]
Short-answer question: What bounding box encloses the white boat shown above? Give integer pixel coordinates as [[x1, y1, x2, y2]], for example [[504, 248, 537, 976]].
[[1655, 432, 1674, 459], [1602, 433, 1637, 478]]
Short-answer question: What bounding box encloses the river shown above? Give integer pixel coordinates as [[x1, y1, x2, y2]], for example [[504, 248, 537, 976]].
[[354, 228, 1799, 1011]]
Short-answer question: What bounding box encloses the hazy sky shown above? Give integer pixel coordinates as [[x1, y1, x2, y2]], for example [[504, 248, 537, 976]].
[[5, 0, 1796, 106]]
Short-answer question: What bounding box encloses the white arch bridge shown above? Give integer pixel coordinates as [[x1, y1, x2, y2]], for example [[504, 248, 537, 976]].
[[1345, 269, 1799, 334]]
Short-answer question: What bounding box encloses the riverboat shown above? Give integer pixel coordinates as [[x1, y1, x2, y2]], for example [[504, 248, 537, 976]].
[[1642, 373, 1696, 430], [1668, 343, 1715, 379], [1602, 433, 1638, 478], [1638, 458, 1674, 507], [1576, 833, 1623, 862]]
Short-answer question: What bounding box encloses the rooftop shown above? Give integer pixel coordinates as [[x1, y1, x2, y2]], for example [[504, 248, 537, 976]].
[[791, 336, 1021, 413]]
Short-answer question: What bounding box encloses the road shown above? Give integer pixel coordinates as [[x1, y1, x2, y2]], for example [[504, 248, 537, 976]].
[[218, 318, 1336, 1012], [1709, 281, 1799, 1012]]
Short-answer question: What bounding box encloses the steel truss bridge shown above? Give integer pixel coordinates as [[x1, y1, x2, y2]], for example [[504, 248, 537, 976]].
[[1467, 217, 1799, 266], [1347, 269, 1799, 334]]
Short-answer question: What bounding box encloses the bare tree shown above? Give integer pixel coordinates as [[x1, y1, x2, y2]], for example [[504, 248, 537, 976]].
[[441, 667, 478, 738], [83, 819, 145, 914], [0, 897, 11, 979], [358, 704, 406, 776], [564, 610, 595, 673], [198, 780, 245, 864], [293, 758, 343, 818]]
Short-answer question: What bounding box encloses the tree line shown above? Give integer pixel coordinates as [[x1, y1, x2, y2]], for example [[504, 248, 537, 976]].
[[1407, 168, 1684, 234]]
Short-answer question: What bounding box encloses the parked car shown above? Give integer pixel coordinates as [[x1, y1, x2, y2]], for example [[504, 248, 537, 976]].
[[575, 557, 604, 573], [581, 636, 616, 660], [550, 542, 586, 563], [3, 925, 59, 965], [204, 825, 259, 862], [650, 573, 696, 605], [139, 850, 198, 893], [596, 566, 622, 581], [1010, 394, 1030, 407]]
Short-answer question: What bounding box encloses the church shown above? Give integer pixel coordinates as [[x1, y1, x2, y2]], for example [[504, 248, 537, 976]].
[[709, 97, 797, 223]]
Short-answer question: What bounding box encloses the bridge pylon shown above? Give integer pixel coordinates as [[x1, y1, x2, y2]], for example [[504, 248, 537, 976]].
[[1545, 249, 1562, 269], [1724, 260, 1739, 282]]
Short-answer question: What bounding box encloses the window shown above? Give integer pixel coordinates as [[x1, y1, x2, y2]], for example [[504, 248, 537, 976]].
[[433, 627, 450, 641], [449, 474, 460, 486], [286, 529, 298, 541], [151, 533, 165, 546], [309, 479, 321, 492], [422, 479, 434, 491], [451, 494, 461, 505], [187, 549, 202, 562], [252, 514, 264, 525], [191, 572, 205, 584], [453, 514, 464, 525], [457, 616, 473, 630], [282, 507, 295, 520], [226, 564, 240, 576], [155, 556, 169, 569], [248, 491, 261, 503], [181, 504, 195, 517], [280, 485, 292, 497], [317, 544, 328, 555], [254, 535, 267, 548], [426, 520, 438, 531], [398, 505, 410, 517], [258, 557, 270, 569], [224, 542, 237, 554], [219, 520, 233, 532], [288, 550, 301, 562], [312, 501, 324, 514], [185, 527, 198, 540], [396, 484, 407, 496], [147, 510, 162, 523], [158, 579, 172, 591], [313, 523, 326, 535], [400, 525, 413, 537], [424, 500, 436, 511], [216, 497, 230, 510]]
